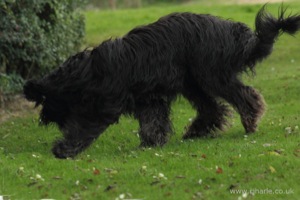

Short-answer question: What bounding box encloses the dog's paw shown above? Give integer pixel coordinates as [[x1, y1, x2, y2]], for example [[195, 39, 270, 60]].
[[241, 116, 258, 134], [52, 140, 78, 159]]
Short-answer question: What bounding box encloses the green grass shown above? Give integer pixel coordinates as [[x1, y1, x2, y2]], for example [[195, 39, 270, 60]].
[[85, 3, 263, 46], [1, 2, 300, 200]]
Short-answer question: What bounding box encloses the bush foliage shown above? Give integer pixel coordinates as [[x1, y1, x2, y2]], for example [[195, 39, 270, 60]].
[[0, 0, 86, 79], [0, 73, 24, 95]]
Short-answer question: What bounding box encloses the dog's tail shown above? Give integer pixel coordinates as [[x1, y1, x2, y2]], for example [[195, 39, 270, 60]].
[[251, 5, 300, 63], [23, 80, 45, 107]]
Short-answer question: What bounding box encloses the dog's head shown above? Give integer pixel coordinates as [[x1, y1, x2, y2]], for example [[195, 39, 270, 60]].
[[23, 50, 95, 126], [23, 79, 65, 126], [23, 79, 45, 107]]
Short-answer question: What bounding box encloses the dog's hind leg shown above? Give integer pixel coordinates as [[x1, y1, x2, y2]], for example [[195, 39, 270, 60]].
[[52, 117, 109, 159], [134, 98, 173, 147], [215, 79, 265, 133], [182, 84, 231, 139]]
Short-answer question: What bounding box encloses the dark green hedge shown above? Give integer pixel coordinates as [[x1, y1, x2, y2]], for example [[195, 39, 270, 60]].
[[0, 0, 86, 79]]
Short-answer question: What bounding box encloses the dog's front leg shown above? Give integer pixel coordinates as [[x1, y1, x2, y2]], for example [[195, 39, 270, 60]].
[[134, 98, 173, 147], [52, 118, 109, 159]]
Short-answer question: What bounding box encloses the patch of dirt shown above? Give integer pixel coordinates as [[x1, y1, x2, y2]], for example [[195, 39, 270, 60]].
[[0, 94, 37, 124]]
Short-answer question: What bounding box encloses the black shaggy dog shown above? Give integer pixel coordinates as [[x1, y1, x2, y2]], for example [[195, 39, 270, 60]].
[[24, 5, 300, 158]]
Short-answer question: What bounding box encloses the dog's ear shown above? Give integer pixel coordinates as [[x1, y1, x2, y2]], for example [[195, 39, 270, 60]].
[[23, 79, 45, 107]]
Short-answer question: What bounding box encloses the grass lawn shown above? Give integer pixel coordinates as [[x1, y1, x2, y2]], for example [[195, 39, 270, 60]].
[[1, 1, 300, 200]]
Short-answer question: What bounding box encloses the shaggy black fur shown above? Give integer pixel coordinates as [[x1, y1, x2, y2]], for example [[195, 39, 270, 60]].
[[24, 5, 300, 158]]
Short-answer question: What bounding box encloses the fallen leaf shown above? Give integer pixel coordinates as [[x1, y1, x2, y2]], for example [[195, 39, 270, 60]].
[[204, 185, 211, 190], [193, 192, 203, 199], [216, 167, 223, 174], [93, 168, 100, 175], [104, 185, 117, 192], [105, 168, 118, 175], [269, 166, 276, 173], [228, 184, 239, 190], [263, 143, 272, 147], [198, 179, 202, 185], [267, 151, 281, 156], [274, 149, 285, 154], [285, 127, 292, 134]]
